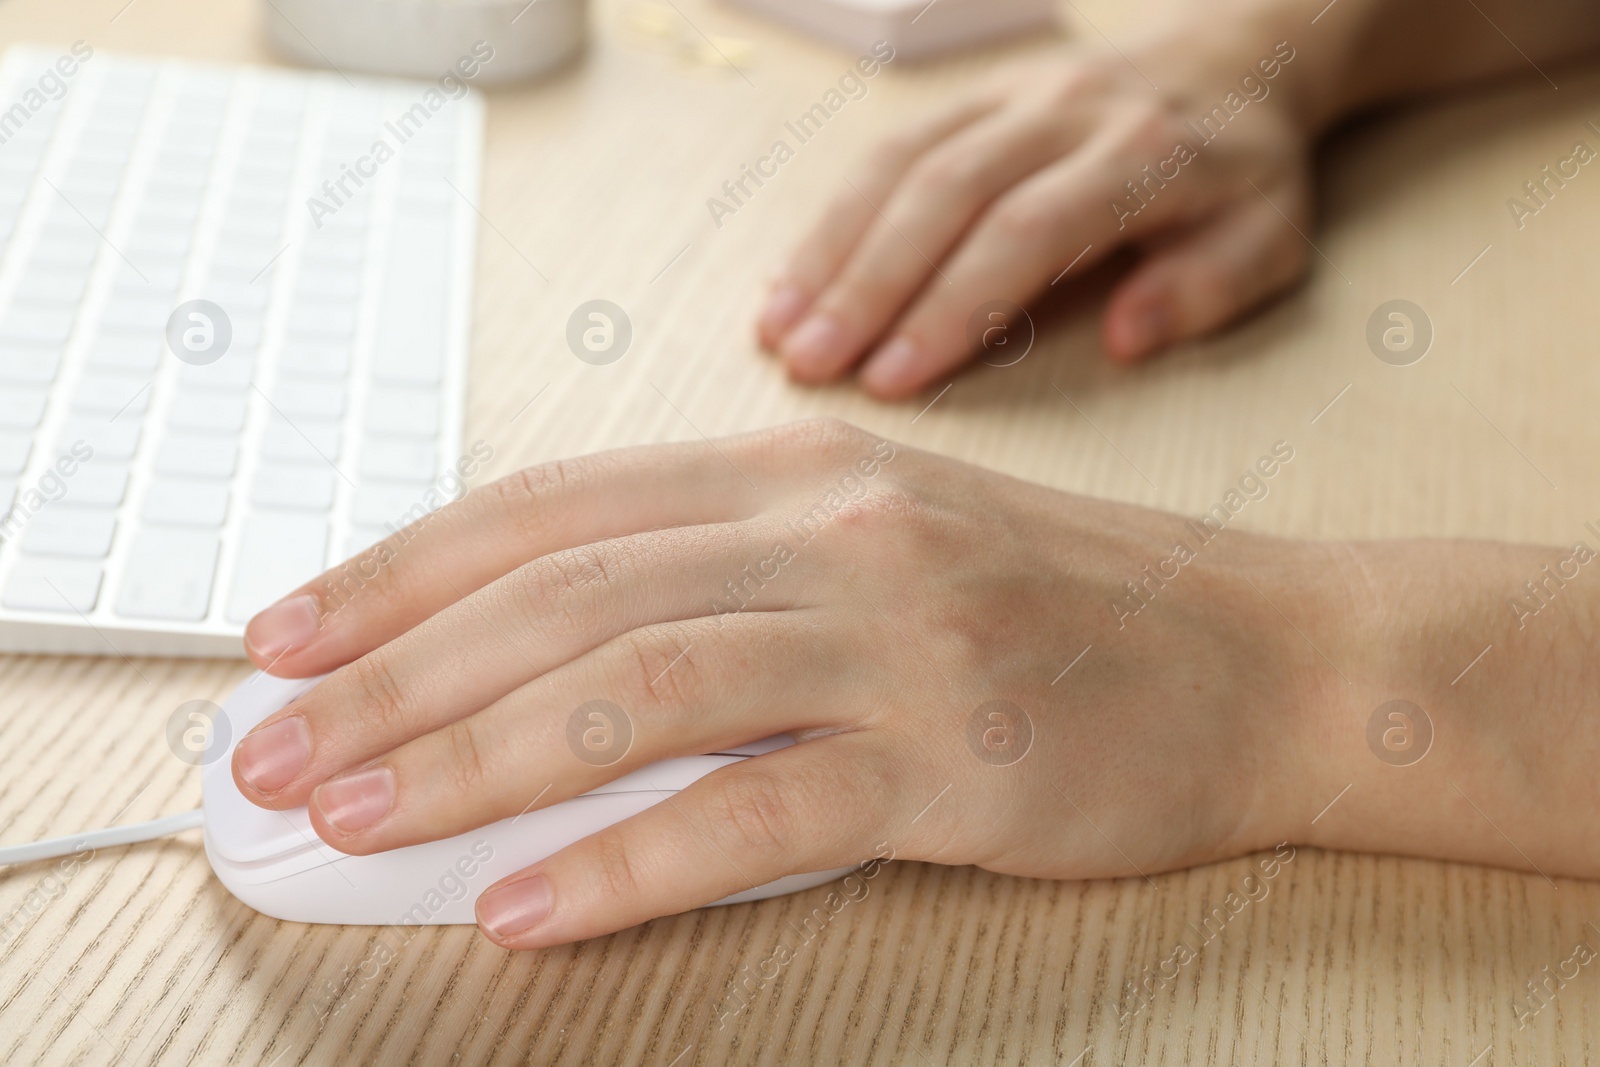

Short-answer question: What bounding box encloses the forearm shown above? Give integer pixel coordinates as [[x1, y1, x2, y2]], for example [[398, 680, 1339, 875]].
[[1278, 536, 1600, 878], [1122, 0, 1600, 134]]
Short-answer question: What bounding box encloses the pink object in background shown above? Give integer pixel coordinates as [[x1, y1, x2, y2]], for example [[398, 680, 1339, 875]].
[[729, 0, 1060, 60]]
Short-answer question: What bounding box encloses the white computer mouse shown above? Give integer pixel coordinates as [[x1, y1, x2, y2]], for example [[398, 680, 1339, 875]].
[[203, 672, 846, 925]]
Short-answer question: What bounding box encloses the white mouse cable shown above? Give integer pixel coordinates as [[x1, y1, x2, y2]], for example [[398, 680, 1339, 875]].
[[0, 810, 205, 866]]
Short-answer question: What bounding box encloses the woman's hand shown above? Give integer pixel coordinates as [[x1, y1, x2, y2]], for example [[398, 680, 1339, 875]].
[[230, 420, 1321, 948], [756, 27, 1316, 397]]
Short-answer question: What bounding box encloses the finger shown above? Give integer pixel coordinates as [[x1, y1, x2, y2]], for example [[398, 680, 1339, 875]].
[[778, 104, 1092, 384], [472, 734, 899, 948], [232, 518, 809, 807], [756, 92, 1001, 348], [1102, 190, 1311, 362], [244, 439, 767, 677], [856, 124, 1173, 399], [306, 609, 852, 853]]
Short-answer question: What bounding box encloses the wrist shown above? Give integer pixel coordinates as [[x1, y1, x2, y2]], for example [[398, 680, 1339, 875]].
[[1206, 535, 1366, 855], [1118, 0, 1382, 136], [1280, 537, 1600, 877]]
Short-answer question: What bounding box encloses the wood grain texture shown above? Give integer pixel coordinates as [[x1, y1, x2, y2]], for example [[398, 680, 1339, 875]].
[[3, 0, 1600, 1063]]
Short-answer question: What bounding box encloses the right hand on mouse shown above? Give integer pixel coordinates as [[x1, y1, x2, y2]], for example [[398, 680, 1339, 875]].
[[228, 419, 1600, 947], [231, 420, 1323, 945], [756, 24, 1315, 397]]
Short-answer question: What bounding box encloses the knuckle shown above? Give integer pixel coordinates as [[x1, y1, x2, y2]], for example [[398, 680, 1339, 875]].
[[829, 485, 919, 534], [515, 542, 620, 628], [757, 417, 867, 459], [481, 465, 556, 550], [1039, 57, 1117, 104], [483, 455, 594, 548], [346, 654, 411, 735], [1113, 101, 1179, 158], [988, 189, 1063, 243], [712, 772, 801, 856], [824, 491, 935, 573], [619, 628, 704, 714], [440, 719, 492, 795], [588, 832, 645, 901], [906, 147, 986, 202], [867, 130, 920, 175]]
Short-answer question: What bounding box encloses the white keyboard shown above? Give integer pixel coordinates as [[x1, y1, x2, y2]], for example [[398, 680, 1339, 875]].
[[0, 47, 480, 657]]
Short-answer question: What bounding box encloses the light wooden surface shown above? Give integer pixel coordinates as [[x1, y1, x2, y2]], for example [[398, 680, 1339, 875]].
[[5, 0, 1600, 1063]]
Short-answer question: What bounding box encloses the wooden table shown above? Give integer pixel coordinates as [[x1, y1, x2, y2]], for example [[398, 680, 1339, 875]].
[[5, 0, 1600, 1062]]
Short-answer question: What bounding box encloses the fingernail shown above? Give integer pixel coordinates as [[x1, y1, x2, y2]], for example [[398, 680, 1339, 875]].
[[477, 876, 553, 939], [234, 716, 312, 794], [1120, 306, 1168, 359], [861, 336, 921, 393], [313, 766, 395, 834], [781, 314, 847, 374], [245, 595, 321, 661], [759, 282, 808, 343]]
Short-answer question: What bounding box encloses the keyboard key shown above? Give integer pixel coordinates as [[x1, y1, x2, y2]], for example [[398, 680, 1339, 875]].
[[0, 342, 61, 384], [134, 198, 202, 228], [3, 557, 103, 612], [35, 217, 100, 254], [372, 341, 444, 386], [143, 478, 230, 526], [278, 343, 350, 380], [228, 188, 288, 218], [201, 282, 271, 315], [296, 267, 361, 301], [115, 526, 219, 620], [359, 439, 436, 481], [285, 302, 358, 339], [114, 259, 183, 288], [0, 391, 49, 428], [13, 270, 88, 306], [395, 184, 454, 212], [21, 507, 118, 558], [170, 390, 247, 433], [208, 253, 277, 283], [88, 331, 162, 372], [231, 316, 264, 351], [301, 242, 364, 270], [99, 294, 173, 332], [178, 350, 256, 390], [60, 419, 141, 460], [351, 479, 440, 527], [262, 417, 342, 463], [125, 227, 192, 262], [343, 524, 390, 558], [146, 172, 208, 200], [365, 387, 438, 438], [0, 307, 77, 343], [155, 144, 213, 169], [253, 462, 336, 510], [0, 433, 32, 473], [224, 511, 329, 622], [69, 465, 131, 507], [28, 238, 99, 272], [71, 375, 150, 415], [216, 216, 282, 246], [272, 382, 344, 419], [156, 434, 238, 478]]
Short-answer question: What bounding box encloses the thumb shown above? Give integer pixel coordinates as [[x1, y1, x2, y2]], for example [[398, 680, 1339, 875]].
[[1101, 190, 1312, 363]]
